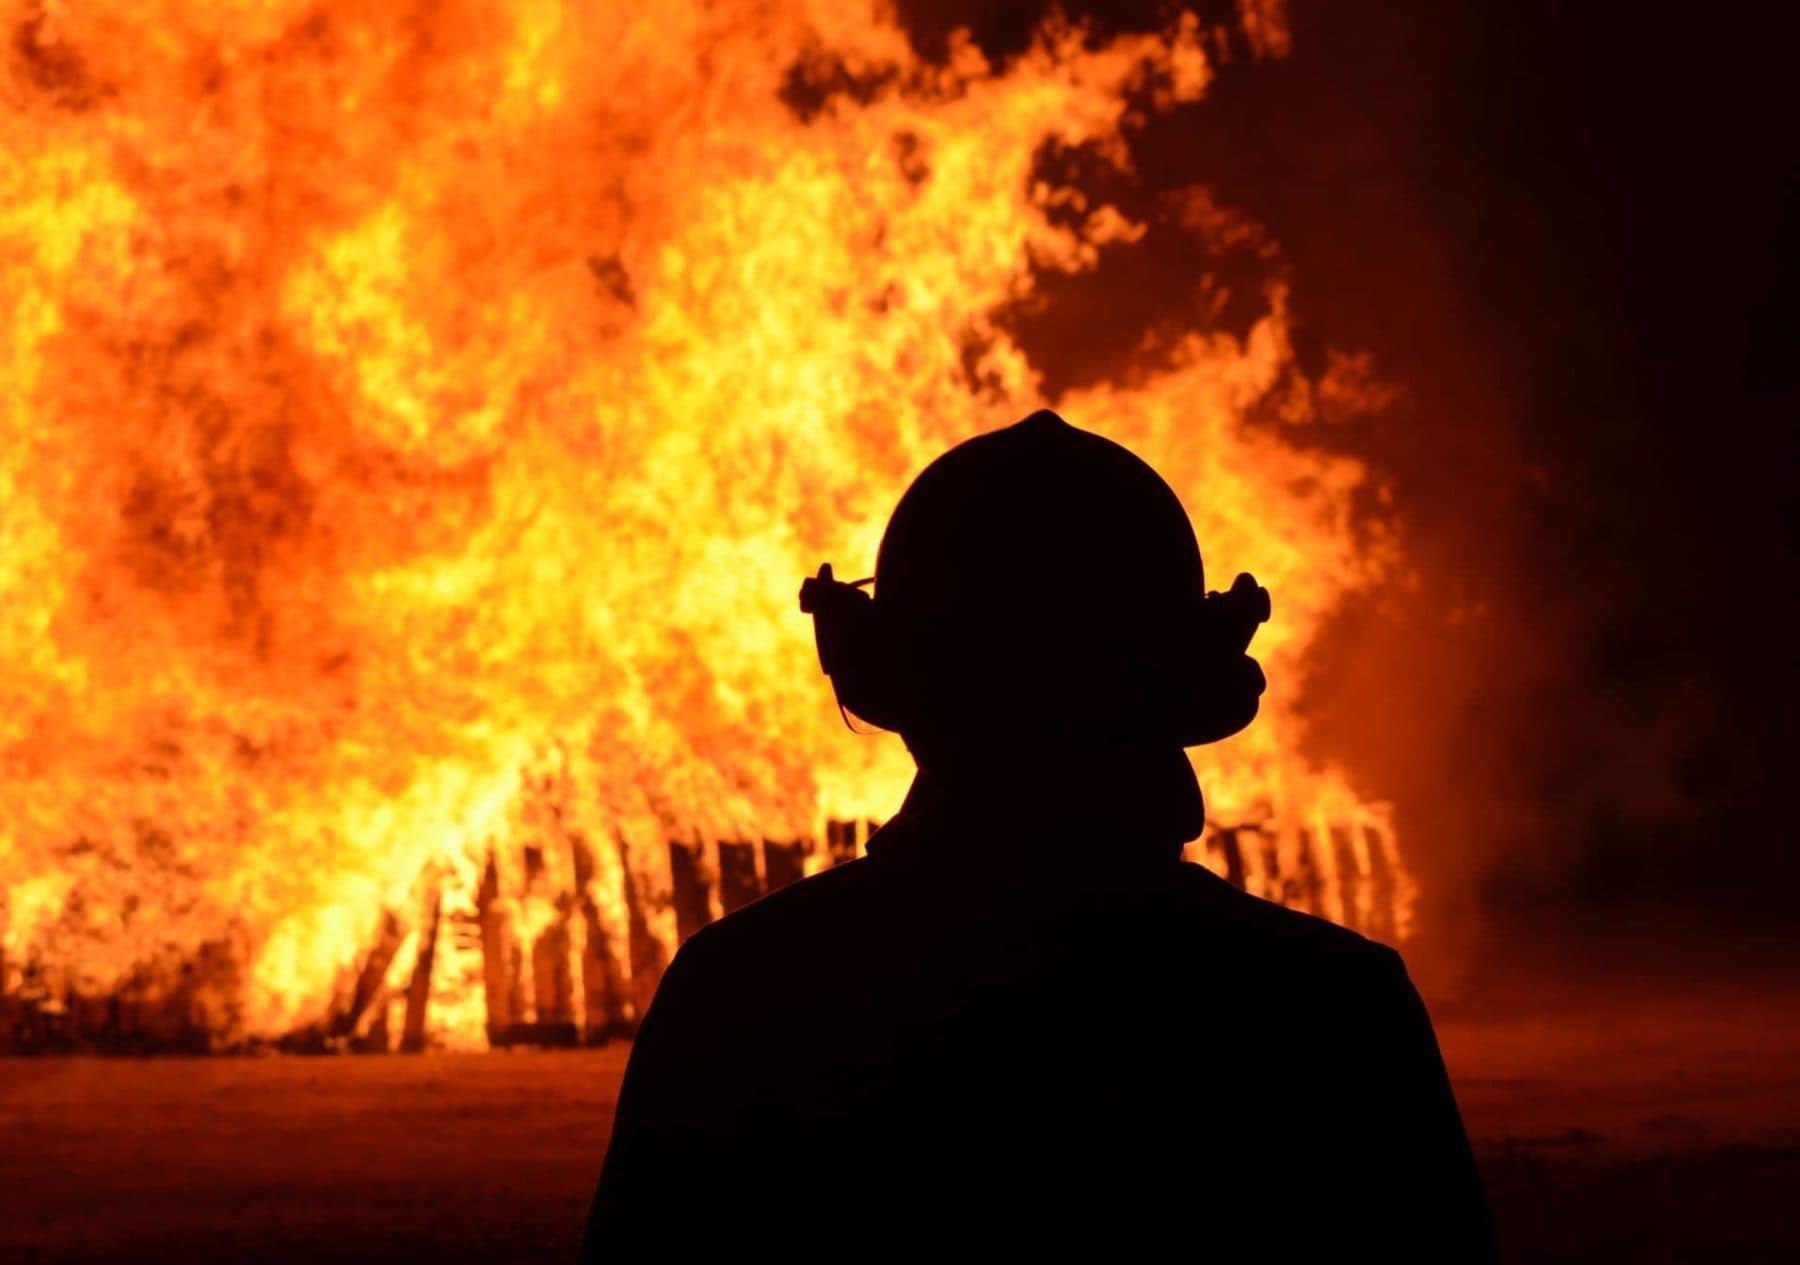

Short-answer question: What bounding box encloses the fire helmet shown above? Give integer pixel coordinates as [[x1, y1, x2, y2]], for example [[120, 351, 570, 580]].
[[800, 409, 1267, 750]]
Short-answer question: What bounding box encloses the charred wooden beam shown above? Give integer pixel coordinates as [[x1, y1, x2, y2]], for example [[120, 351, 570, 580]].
[[826, 819, 858, 866], [1212, 826, 1248, 890], [401, 887, 441, 1053], [532, 905, 576, 1029], [349, 997, 391, 1054], [763, 839, 808, 893], [717, 840, 762, 915], [617, 836, 665, 1026], [1362, 825, 1398, 943], [572, 835, 629, 1042], [1294, 829, 1327, 918], [187, 939, 246, 1051], [68, 992, 110, 1047], [334, 911, 406, 1041], [668, 839, 713, 943], [477, 852, 516, 1042], [505, 941, 529, 1034], [118, 953, 208, 1053], [1255, 831, 1282, 903], [0, 950, 13, 1053], [34, 981, 73, 1053], [1328, 826, 1366, 936]]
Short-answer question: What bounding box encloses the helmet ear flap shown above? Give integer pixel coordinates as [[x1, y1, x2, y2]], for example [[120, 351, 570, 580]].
[[1168, 657, 1266, 745], [798, 564, 910, 732], [1171, 572, 1271, 746]]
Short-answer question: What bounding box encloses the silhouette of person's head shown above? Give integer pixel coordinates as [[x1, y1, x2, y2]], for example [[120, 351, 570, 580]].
[[862, 410, 1264, 786]]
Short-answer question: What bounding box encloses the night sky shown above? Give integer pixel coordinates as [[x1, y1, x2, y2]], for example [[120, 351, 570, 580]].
[[900, 0, 1799, 970]]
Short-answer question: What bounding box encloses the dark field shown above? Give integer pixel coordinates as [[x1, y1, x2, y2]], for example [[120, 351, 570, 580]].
[[4, 986, 1797, 1264]]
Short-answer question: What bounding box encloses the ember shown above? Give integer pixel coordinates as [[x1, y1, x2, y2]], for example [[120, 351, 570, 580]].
[[0, 0, 1412, 1052]]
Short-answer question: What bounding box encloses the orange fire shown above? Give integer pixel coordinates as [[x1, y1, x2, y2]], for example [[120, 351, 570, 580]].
[[0, 0, 1411, 1049]]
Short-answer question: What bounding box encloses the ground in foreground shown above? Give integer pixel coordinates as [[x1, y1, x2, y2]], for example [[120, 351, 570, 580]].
[[3, 985, 1797, 1264]]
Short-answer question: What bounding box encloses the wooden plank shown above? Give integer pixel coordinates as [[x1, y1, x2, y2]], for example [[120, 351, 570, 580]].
[[1362, 825, 1397, 943], [505, 941, 529, 1037], [477, 852, 516, 1043], [336, 910, 406, 1045], [1212, 826, 1248, 890], [717, 840, 761, 915], [350, 995, 391, 1054], [532, 915, 575, 1029], [668, 839, 713, 943], [618, 835, 665, 1027], [335, 911, 404, 1038], [572, 835, 628, 1042], [126, 952, 204, 1052], [762, 839, 808, 893], [825, 819, 858, 866], [1293, 828, 1326, 917], [188, 938, 245, 1051], [401, 886, 441, 1052], [1329, 826, 1366, 935]]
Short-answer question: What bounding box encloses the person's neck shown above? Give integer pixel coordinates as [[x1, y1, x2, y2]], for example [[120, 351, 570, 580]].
[[887, 746, 1204, 866]]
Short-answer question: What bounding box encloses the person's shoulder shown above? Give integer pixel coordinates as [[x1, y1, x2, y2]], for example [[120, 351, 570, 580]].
[[1164, 860, 1404, 980], [668, 858, 884, 977]]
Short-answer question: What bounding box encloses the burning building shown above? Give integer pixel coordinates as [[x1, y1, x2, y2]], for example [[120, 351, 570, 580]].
[[0, 0, 1414, 1053]]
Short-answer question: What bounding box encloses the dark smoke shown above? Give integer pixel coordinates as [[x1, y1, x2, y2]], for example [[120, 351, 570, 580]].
[[896, 0, 1800, 980]]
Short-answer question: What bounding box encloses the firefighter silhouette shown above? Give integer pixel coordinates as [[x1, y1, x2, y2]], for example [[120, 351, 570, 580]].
[[585, 410, 1493, 1261]]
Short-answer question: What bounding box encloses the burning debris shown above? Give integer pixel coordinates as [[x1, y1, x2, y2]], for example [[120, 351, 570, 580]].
[[1, 0, 1413, 1053], [0, 804, 1410, 1053]]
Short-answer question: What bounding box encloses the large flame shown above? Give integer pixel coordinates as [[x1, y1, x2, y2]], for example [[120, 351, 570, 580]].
[[1, 0, 1411, 1047]]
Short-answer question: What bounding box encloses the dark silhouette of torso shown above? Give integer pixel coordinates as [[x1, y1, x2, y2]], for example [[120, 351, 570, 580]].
[[584, 777, 1494, 1261], [586, 413, 1492, 1259]]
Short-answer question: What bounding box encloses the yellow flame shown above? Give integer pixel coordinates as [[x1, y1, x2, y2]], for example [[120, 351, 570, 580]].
[[0, 0, 1408, 1044]]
